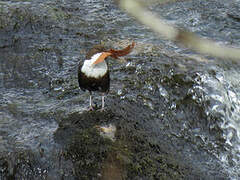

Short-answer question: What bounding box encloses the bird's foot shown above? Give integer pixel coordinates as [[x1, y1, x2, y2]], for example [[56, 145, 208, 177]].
[[97, 106, 106, 112], [88, 106, 94, 111]]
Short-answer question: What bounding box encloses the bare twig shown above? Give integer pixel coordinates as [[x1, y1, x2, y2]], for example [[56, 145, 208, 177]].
[[118, 0, 240, 61]]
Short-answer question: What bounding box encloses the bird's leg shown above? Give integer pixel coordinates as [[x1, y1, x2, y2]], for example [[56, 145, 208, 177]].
[[89, 92, 94, 111], [101, 93, 105, 111]]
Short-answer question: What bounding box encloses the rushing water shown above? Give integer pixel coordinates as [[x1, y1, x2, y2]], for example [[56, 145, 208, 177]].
[[196, 67, 240, 178], [1, 0, 240, 179], [156, 1, 240, 178]]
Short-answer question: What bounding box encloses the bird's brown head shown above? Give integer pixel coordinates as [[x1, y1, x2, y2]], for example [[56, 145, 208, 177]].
[[86, 45, 106, 59]]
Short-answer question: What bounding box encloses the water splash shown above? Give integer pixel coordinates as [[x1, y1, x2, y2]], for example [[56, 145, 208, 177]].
[[193, 67, 240, 178]]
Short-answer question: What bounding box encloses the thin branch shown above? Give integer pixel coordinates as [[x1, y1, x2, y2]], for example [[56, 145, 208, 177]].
[[118, 0, 240, 61]]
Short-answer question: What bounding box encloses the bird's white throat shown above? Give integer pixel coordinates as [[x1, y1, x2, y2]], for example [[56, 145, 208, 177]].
[[81, 53, 108, 78]]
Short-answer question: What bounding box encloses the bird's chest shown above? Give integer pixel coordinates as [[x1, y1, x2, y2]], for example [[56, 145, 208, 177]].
[[81, 60, 108, 79]]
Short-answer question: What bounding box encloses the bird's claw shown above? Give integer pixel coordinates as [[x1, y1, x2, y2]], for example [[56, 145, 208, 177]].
[[88, 106, 94, 111], [96, 107, 106, 112]]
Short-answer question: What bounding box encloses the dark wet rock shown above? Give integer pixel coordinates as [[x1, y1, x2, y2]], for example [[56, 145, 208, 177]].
[[53, 94, 229, 179]]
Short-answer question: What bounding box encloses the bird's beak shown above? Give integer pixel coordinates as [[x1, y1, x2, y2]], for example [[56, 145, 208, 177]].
[[92, 52, 112, 66]]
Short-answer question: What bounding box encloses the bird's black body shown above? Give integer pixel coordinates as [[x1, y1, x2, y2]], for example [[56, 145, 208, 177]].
[[78, 44, 110, 94], [78, 65, 110, 93]]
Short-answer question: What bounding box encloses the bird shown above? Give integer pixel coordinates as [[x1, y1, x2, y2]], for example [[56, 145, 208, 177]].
[[78, 42, 135, 111]]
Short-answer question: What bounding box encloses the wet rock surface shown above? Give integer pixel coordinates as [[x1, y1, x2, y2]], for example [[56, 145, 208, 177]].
[[54, 96, 228, 179], [1, 0, 240, 179]]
